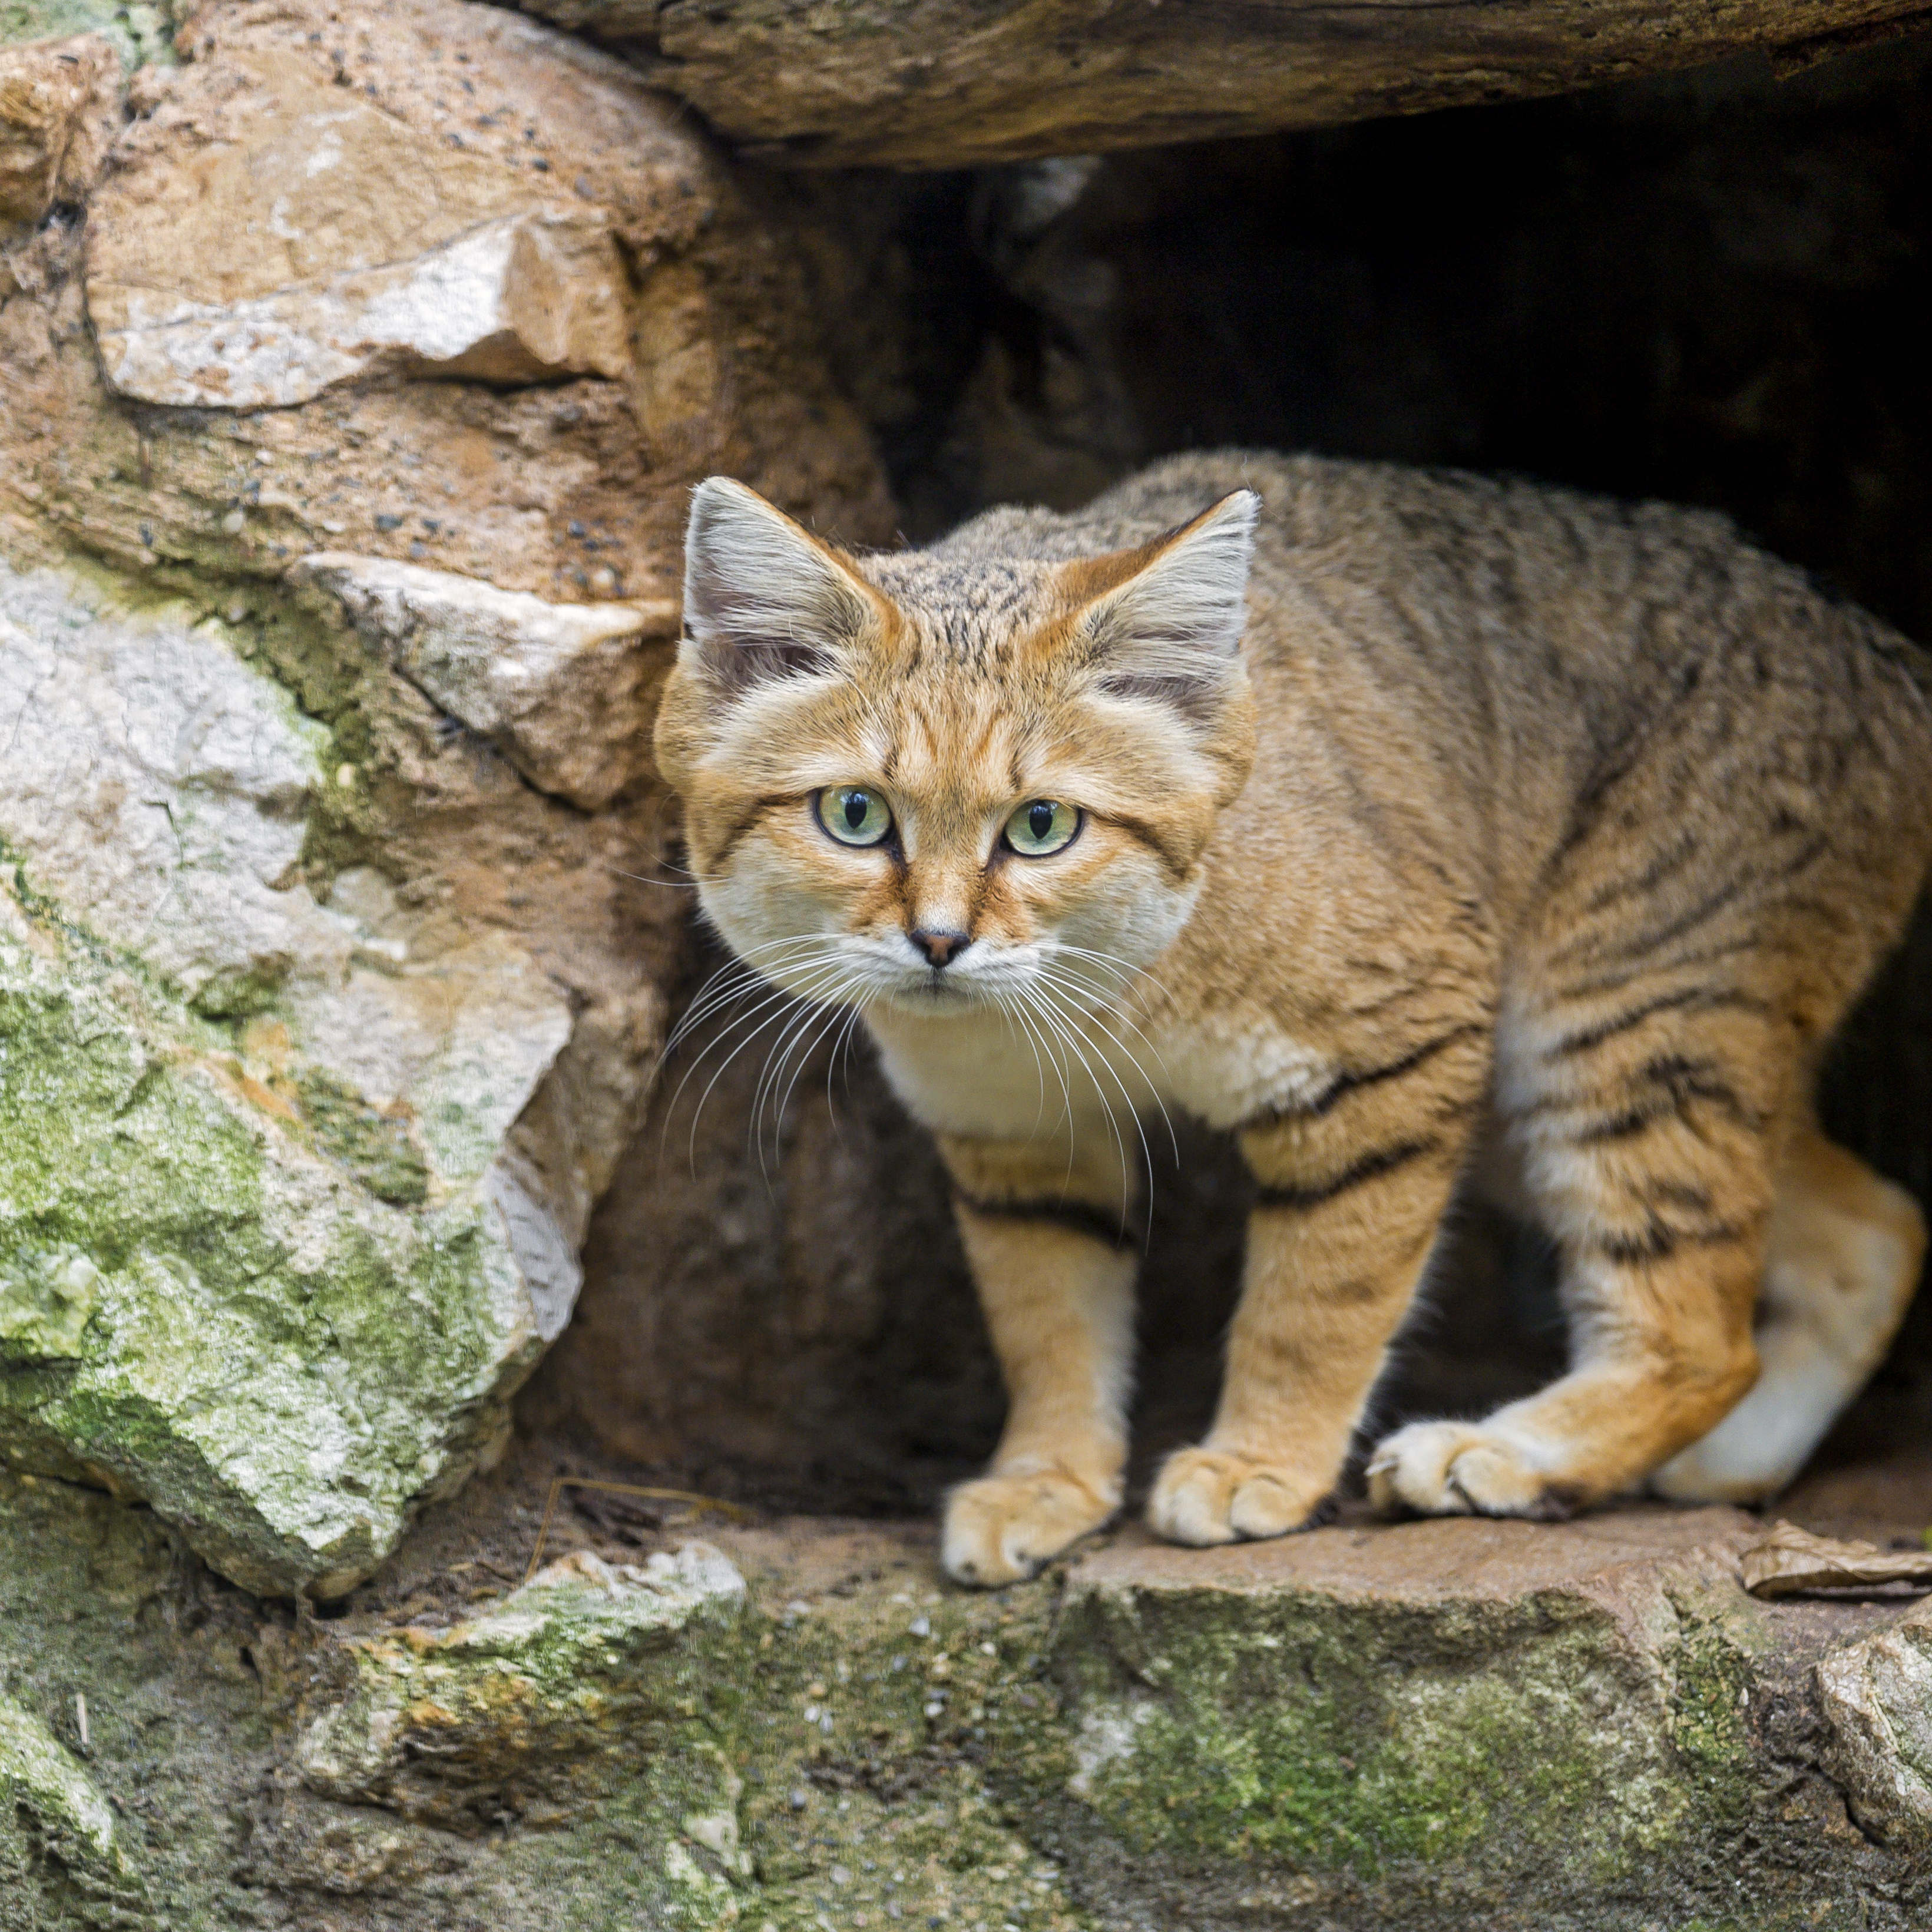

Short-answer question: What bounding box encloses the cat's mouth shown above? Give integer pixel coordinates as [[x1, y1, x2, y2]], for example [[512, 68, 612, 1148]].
[[896, 970, 981, 1008]]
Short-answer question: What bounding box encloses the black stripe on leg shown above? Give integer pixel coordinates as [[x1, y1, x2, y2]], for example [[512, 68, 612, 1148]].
[[952, 1189, 1144, 1252], [1253, 1137, 1441, 1213], [1589, 1219, 1751, 1266], [1546, 985, 1766, 1058], [1245, 1023, 1487, 1126]]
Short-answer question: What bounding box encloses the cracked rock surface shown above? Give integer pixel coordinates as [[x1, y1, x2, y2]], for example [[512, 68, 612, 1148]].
[[0, 0, 888, 1599]]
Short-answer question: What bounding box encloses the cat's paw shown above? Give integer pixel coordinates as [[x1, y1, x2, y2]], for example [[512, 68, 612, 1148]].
[[941, 1470, 1116, 1586], [1146, 1448, 1329, 1547], [1366, 1421, 1580, 1520]]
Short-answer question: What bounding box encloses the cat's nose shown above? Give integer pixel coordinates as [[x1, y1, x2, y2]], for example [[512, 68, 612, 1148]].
[[909, 928, 972, 969]]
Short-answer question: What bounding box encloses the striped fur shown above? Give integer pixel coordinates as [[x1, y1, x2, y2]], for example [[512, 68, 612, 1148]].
[[655, 452, 1932, 1584]]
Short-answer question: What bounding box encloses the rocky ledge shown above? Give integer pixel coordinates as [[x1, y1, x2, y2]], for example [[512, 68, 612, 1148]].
[[2, 1469, 1926, 1932]]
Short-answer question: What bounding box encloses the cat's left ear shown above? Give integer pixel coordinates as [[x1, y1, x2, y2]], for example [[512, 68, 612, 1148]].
[[1070, 489, 1259, 717]]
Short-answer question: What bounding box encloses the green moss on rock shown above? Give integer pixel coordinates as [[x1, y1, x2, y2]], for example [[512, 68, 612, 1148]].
[[0, 1689, 148, 1929], [0, 898, 545, 1598], [0, 1, 171, 64]]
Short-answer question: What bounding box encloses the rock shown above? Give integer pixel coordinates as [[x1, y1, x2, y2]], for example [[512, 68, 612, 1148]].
[[0, 560, 624, 1597], [87, 37, 638, 411], [0, 32, 117, 224], [1038, 1508, 1782, 1925], [0, 1688, 145, 1918], [0, 6, 171, 70], [1816, 1597, 1932, 1849], [523, 0, 1932, 168], [3, 1470, 1922, 1929], [0, 0, 896, 1603], [0, 0, 891, 603], [295, 1543, 747, 1828], [95, 206, 636, 411], [293, 552, 678, 809]]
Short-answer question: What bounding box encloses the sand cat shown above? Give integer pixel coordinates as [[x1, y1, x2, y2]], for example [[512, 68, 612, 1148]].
[[653, 452, 1931, 1586]]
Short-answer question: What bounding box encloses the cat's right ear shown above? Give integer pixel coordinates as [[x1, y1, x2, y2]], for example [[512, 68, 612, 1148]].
[[680, 477, 879, 696]]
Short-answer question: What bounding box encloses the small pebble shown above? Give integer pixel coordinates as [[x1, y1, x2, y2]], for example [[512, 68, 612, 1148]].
[[788, 1788, 808, 1811], [568, 519, 587, 538], [220, 510, 245, 535], [831, 1864, 852, 1886], [908, 1615, 931, 1638], [374, 512, 403, 532]]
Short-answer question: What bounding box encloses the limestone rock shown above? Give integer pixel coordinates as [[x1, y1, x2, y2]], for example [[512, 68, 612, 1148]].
[[293, 553, 678, 809], [0, 561, 627, 1597], [0, 0, 893, 1606], [95, 206, 635, 411], [0, 0, 891, 602], [295, 1544, 746, 1828], [87, 34, 638, 411], [1816, 1597, 1932, 1848], [0, 32, 117, 223], [524, 0, 1932, 168], [1044, 1508, 1772, 1913], [0, 1689, 145, 1918]]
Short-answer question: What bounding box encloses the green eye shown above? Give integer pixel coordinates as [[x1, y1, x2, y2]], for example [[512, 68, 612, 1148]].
[[818, 786, 892, 847], [1004, 798, 1080, 857]]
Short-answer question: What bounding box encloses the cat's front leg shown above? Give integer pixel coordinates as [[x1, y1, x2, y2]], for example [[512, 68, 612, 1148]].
[[937, 1134, 1139, 1586], [1150, 1072, 1482, 1546]]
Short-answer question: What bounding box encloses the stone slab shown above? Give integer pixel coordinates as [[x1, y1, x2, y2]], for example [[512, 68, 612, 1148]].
[[524, 0, 1932, 168]]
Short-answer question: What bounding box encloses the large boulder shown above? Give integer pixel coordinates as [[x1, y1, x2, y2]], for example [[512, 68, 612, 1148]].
[[0, 0, 892, 1599], [521, 0, 1932, 168], [0, 560, 605, 1597]]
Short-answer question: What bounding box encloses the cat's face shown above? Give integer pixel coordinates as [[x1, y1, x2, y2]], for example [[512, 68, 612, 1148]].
[[654, 479, 1259, 1018]]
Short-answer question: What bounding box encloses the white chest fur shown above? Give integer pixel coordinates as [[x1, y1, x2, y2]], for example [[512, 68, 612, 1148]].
[[866, 1001, 1333, 1143]]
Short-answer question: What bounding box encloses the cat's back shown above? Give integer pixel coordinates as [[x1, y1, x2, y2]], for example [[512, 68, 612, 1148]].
[[1097, 451, 1918, 717], [1058, 451, 1932, 846]]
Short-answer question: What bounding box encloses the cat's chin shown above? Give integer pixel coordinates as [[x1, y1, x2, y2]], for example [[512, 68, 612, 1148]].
[[877, 974, 994, 1015]]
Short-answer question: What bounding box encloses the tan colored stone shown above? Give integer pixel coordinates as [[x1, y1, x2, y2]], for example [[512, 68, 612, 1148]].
[[0, 33, 117, 224], [0, 0, 894, 1599], [293, 552, 678, 808], [89, 45, 636, 408], [0, 0, 890, 603]]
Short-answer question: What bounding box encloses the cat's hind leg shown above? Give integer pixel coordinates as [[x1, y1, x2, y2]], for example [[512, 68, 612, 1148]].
[[1369, 988, 1781, 1519], [1651, 1127, 1924, 1504]]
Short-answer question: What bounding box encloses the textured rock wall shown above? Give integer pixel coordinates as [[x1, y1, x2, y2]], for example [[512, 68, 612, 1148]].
[[0, 0, 892, 1596]]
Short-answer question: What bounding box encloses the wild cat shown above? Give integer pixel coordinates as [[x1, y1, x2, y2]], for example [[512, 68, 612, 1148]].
[[652, 451, 1932, 1587]]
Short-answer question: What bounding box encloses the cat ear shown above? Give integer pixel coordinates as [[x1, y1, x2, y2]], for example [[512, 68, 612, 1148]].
[[1075, 489, 1259, 715], [681, 477, 878, 694]]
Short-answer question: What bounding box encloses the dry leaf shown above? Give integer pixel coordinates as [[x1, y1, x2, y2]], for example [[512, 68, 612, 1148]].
[[1740, 1521, 1932, 1600]]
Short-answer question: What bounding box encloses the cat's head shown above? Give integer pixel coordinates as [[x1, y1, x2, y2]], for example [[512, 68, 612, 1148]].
[[653, 478, 1259, 1016]]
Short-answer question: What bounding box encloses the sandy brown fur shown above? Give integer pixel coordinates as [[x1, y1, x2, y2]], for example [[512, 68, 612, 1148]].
[[655, 454, 1932, 1584]]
